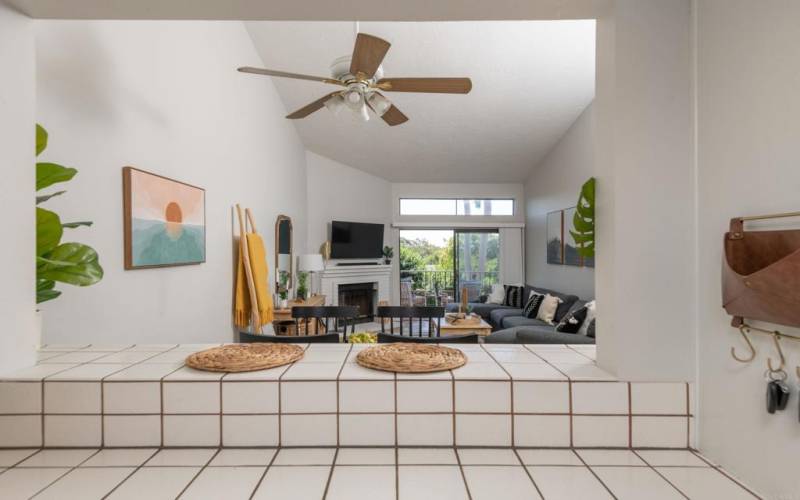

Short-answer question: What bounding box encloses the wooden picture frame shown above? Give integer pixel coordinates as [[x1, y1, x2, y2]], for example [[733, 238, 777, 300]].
[[123, 166, 206, 269]]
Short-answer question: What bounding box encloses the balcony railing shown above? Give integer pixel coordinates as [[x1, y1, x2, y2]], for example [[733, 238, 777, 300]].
[[399, 269, 499, 298]]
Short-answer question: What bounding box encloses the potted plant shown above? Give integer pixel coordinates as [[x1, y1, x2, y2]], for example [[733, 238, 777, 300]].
[[277, 271, 289, 308], [35, 124, 104, 345], [382, 245, 394, 265], [296, 271, 308, 301]]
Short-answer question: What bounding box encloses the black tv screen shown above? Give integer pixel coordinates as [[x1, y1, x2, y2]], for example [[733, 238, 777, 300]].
[[330, 221, 384, 259]]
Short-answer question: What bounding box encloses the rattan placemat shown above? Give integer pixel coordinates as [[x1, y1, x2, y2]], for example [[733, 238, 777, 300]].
[[356, 344, 467, 373], [185, 344, 304, 373]]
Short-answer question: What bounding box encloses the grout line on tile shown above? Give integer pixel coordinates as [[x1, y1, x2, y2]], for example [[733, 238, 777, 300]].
[[321, 447, 339, 499], [630, 448, 690, 499], [248, 446, 280, 500], [512, 448, 545, 499], [689, 450, 764, 499], [480, 346, 515, 445], [173, 447, 221, 498], [572, 448, 619, 499], [454, 447, 473, 500], [98, 448, 160, 499], [28, 448, 103, 499]]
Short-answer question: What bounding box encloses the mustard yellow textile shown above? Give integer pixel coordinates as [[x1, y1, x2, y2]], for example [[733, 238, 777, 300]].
[[234, 233, 274, 328]]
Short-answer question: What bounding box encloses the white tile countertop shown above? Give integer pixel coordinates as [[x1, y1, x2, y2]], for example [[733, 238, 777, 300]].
[[0, 344, 694, 449], [0, 447, 760, 499]]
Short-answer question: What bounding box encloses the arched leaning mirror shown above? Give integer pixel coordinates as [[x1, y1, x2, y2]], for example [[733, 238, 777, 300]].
[[275, 215, 293, 297]]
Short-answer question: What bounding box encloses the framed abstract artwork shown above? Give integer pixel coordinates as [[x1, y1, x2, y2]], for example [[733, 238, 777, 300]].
[[563, 206, 582, 267], [546, 210, 564, 265], [123, 167, 205, 269]]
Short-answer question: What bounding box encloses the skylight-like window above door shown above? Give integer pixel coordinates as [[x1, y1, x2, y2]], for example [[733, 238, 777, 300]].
[[399, 199, 514, 216]]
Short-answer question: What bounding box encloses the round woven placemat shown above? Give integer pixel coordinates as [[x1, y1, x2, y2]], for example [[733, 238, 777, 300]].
[[185, 344, 304, 373], [356, 344, 467, 373]]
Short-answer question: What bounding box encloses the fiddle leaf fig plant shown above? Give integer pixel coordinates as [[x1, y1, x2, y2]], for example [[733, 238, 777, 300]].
[[569, 177, 596, 259], [36, 124, 103, 304]]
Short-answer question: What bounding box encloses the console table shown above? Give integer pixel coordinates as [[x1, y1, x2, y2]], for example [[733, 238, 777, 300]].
[[273, 294, 326, 335]]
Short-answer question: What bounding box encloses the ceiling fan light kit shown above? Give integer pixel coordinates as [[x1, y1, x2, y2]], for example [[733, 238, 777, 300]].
[[238, 32, 472, 126]]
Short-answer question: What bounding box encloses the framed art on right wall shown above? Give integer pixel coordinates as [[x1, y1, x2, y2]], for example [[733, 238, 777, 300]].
[[546, 210, 564, 265]]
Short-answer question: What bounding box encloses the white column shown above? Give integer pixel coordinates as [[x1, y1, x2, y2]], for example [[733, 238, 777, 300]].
[[0, 5, 36, 372], [594, 0, 696, 381]]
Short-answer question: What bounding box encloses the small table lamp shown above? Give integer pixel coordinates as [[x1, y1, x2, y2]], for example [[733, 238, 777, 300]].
[[298, 254, 325, 296]]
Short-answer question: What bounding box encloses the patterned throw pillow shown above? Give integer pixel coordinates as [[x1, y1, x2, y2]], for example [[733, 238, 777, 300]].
[[523, 292, 545, 318], [577, 300, 596, 336], [503, 285, 524, 308], [555, 305, 589, 333]]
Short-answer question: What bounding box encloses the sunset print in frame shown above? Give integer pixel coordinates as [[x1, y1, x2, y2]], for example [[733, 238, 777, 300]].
[[123, 167, 205, 269]]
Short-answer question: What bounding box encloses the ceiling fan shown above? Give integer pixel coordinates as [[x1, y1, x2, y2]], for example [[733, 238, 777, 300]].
[[238, 33, 472, 126]]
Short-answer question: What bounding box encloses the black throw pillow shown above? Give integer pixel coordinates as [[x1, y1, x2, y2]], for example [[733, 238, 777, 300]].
[[523, 293, 545, 318], [503, 285, 524, 308], [555, 305, 588, 333]]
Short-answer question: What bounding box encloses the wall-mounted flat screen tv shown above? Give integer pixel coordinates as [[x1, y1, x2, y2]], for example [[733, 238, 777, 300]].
[[330, 221, 384, 259]]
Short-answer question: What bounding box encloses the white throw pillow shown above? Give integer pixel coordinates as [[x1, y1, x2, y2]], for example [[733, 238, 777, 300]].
[[487, 284, 505, 304], [577, 300, 596, 336], [536, 294, 563, 324]]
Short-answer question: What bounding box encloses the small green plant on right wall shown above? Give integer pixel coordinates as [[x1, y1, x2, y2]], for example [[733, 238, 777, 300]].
[[570, 177, 595, 259]]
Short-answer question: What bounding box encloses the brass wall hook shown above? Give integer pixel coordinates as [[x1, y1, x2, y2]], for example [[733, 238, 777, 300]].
[[767, 332, 787, 372], [731, 325, 757, 363]]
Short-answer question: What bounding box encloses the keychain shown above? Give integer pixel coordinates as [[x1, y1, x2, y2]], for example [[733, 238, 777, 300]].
[[766, 369, 790, 414]]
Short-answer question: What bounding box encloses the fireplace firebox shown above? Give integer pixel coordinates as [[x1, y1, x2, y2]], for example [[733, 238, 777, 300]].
[[338, 282, 377, 323]]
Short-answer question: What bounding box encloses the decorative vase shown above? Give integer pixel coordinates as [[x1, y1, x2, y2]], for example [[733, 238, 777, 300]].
[[384, 258, 391, 265], [280, 299, 289, 309]]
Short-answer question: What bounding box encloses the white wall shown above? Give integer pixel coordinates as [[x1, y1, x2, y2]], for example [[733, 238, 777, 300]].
[[0, 4, 36, 372], [305, 151, 396, 302], [593, 0, 695, 381], [696, 2, 800, 497], [36, 21, 308, 344], [524, 103, 595, 299]]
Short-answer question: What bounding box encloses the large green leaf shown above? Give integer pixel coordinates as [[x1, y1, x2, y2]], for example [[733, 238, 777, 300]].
[[38, 242, 103, 286], [36, 207, 63, 256], [36, 124, 48, 156], [62, 221, 93, 229], [36, 190, 66, 205], [570, 177, 596, 259], [36, 162, 77, 191], [37, 288, 62, 304], [36, 278, 62, 303]]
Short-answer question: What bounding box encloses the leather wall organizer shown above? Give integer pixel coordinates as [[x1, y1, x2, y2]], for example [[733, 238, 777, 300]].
[[723, 212, 800, 328]]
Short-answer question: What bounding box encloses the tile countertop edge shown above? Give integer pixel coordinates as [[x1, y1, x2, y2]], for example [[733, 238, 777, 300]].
[[0, 344, 690, 385]]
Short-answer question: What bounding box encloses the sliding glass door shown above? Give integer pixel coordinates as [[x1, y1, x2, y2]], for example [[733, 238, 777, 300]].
[[454, 229, 500, 302], [398, 228, 500, 305]]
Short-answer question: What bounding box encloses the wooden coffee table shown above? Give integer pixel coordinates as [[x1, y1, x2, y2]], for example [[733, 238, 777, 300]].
[[437, 317, 493, 337]]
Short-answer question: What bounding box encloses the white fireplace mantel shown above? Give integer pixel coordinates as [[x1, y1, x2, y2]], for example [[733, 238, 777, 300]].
[[319, 264, 392, 308]]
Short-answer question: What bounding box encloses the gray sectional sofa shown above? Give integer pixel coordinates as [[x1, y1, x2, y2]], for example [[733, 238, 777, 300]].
[[446, 285, 594, 344]]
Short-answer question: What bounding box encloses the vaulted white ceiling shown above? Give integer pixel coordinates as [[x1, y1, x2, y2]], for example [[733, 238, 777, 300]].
[[245, 21, 595, 183]]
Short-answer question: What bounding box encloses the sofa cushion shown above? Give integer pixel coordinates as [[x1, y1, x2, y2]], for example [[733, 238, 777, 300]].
[[515, 327, 596, 344], [525, 285, 579, 322], [555, 300, 589, 333], [485, 326, 596, 345], [501, 316, 551, 329], [489, 308, 524, 328]]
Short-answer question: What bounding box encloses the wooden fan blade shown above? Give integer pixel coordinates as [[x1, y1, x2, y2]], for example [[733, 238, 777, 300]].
[[238, 67, 343, 86], [381, 105, 409, 126], [376, 77, 472, 94], [286, 92, 340, 119], [350, 33, 391, 79]]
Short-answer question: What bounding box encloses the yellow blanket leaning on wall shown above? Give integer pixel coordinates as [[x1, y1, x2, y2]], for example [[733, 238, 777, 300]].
[[234, 232, 274, 328]]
